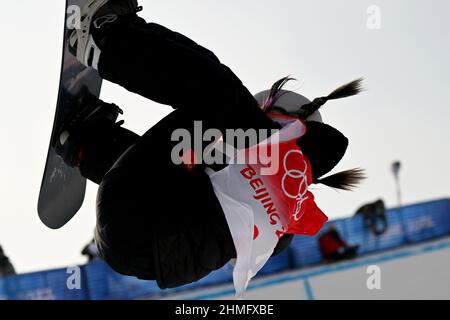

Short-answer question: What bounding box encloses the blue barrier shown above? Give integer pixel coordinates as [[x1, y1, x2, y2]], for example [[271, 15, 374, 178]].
[[0, 267, 89, 300], [83, 262, 161, 300], [290, 235, 323, 268], [1, 198, 449, 300]]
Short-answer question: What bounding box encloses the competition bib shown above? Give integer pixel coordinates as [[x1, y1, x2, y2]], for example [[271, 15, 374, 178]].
[[206, 116, 328, 298]]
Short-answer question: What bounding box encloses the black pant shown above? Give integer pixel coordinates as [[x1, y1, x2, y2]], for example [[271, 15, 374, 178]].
[[86, 17, 281, 288], [80, 18, 278, 183]]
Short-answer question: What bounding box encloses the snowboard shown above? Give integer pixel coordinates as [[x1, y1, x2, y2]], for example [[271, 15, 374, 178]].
[[38, 0, 102, 229]]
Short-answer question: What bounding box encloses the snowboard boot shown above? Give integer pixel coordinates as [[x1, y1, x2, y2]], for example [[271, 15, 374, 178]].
[[55, 93, 124, 168], [68, 0, 142, 69]]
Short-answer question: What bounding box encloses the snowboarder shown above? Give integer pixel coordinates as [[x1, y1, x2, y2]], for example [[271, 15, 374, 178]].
[[58, 0, 365, 294], [355, 199, 388, 236]]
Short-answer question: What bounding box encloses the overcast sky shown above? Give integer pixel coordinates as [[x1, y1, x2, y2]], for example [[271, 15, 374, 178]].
[[1, 0, 449, 274]]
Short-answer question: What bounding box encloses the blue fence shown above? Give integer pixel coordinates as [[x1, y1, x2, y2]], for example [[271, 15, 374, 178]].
[[1, 198, 449, 300]]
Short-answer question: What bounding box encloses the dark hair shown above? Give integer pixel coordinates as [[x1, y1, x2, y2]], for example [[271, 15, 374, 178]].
[[300, 78, 364, 119], [261, 77, 296, 112], [314, 168, 366, 191], [262, 76, 364, 120]]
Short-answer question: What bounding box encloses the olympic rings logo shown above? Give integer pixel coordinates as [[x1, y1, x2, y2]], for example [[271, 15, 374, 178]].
[[281, 150, 309, 221]]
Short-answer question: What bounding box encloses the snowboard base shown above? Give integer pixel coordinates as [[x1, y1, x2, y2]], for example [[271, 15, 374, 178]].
[[38, 0, 102, 229]]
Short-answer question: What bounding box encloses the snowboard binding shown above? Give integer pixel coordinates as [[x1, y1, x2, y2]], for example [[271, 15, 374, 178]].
[[68, 0, 142, 69], [55, 90, 123, 168]]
